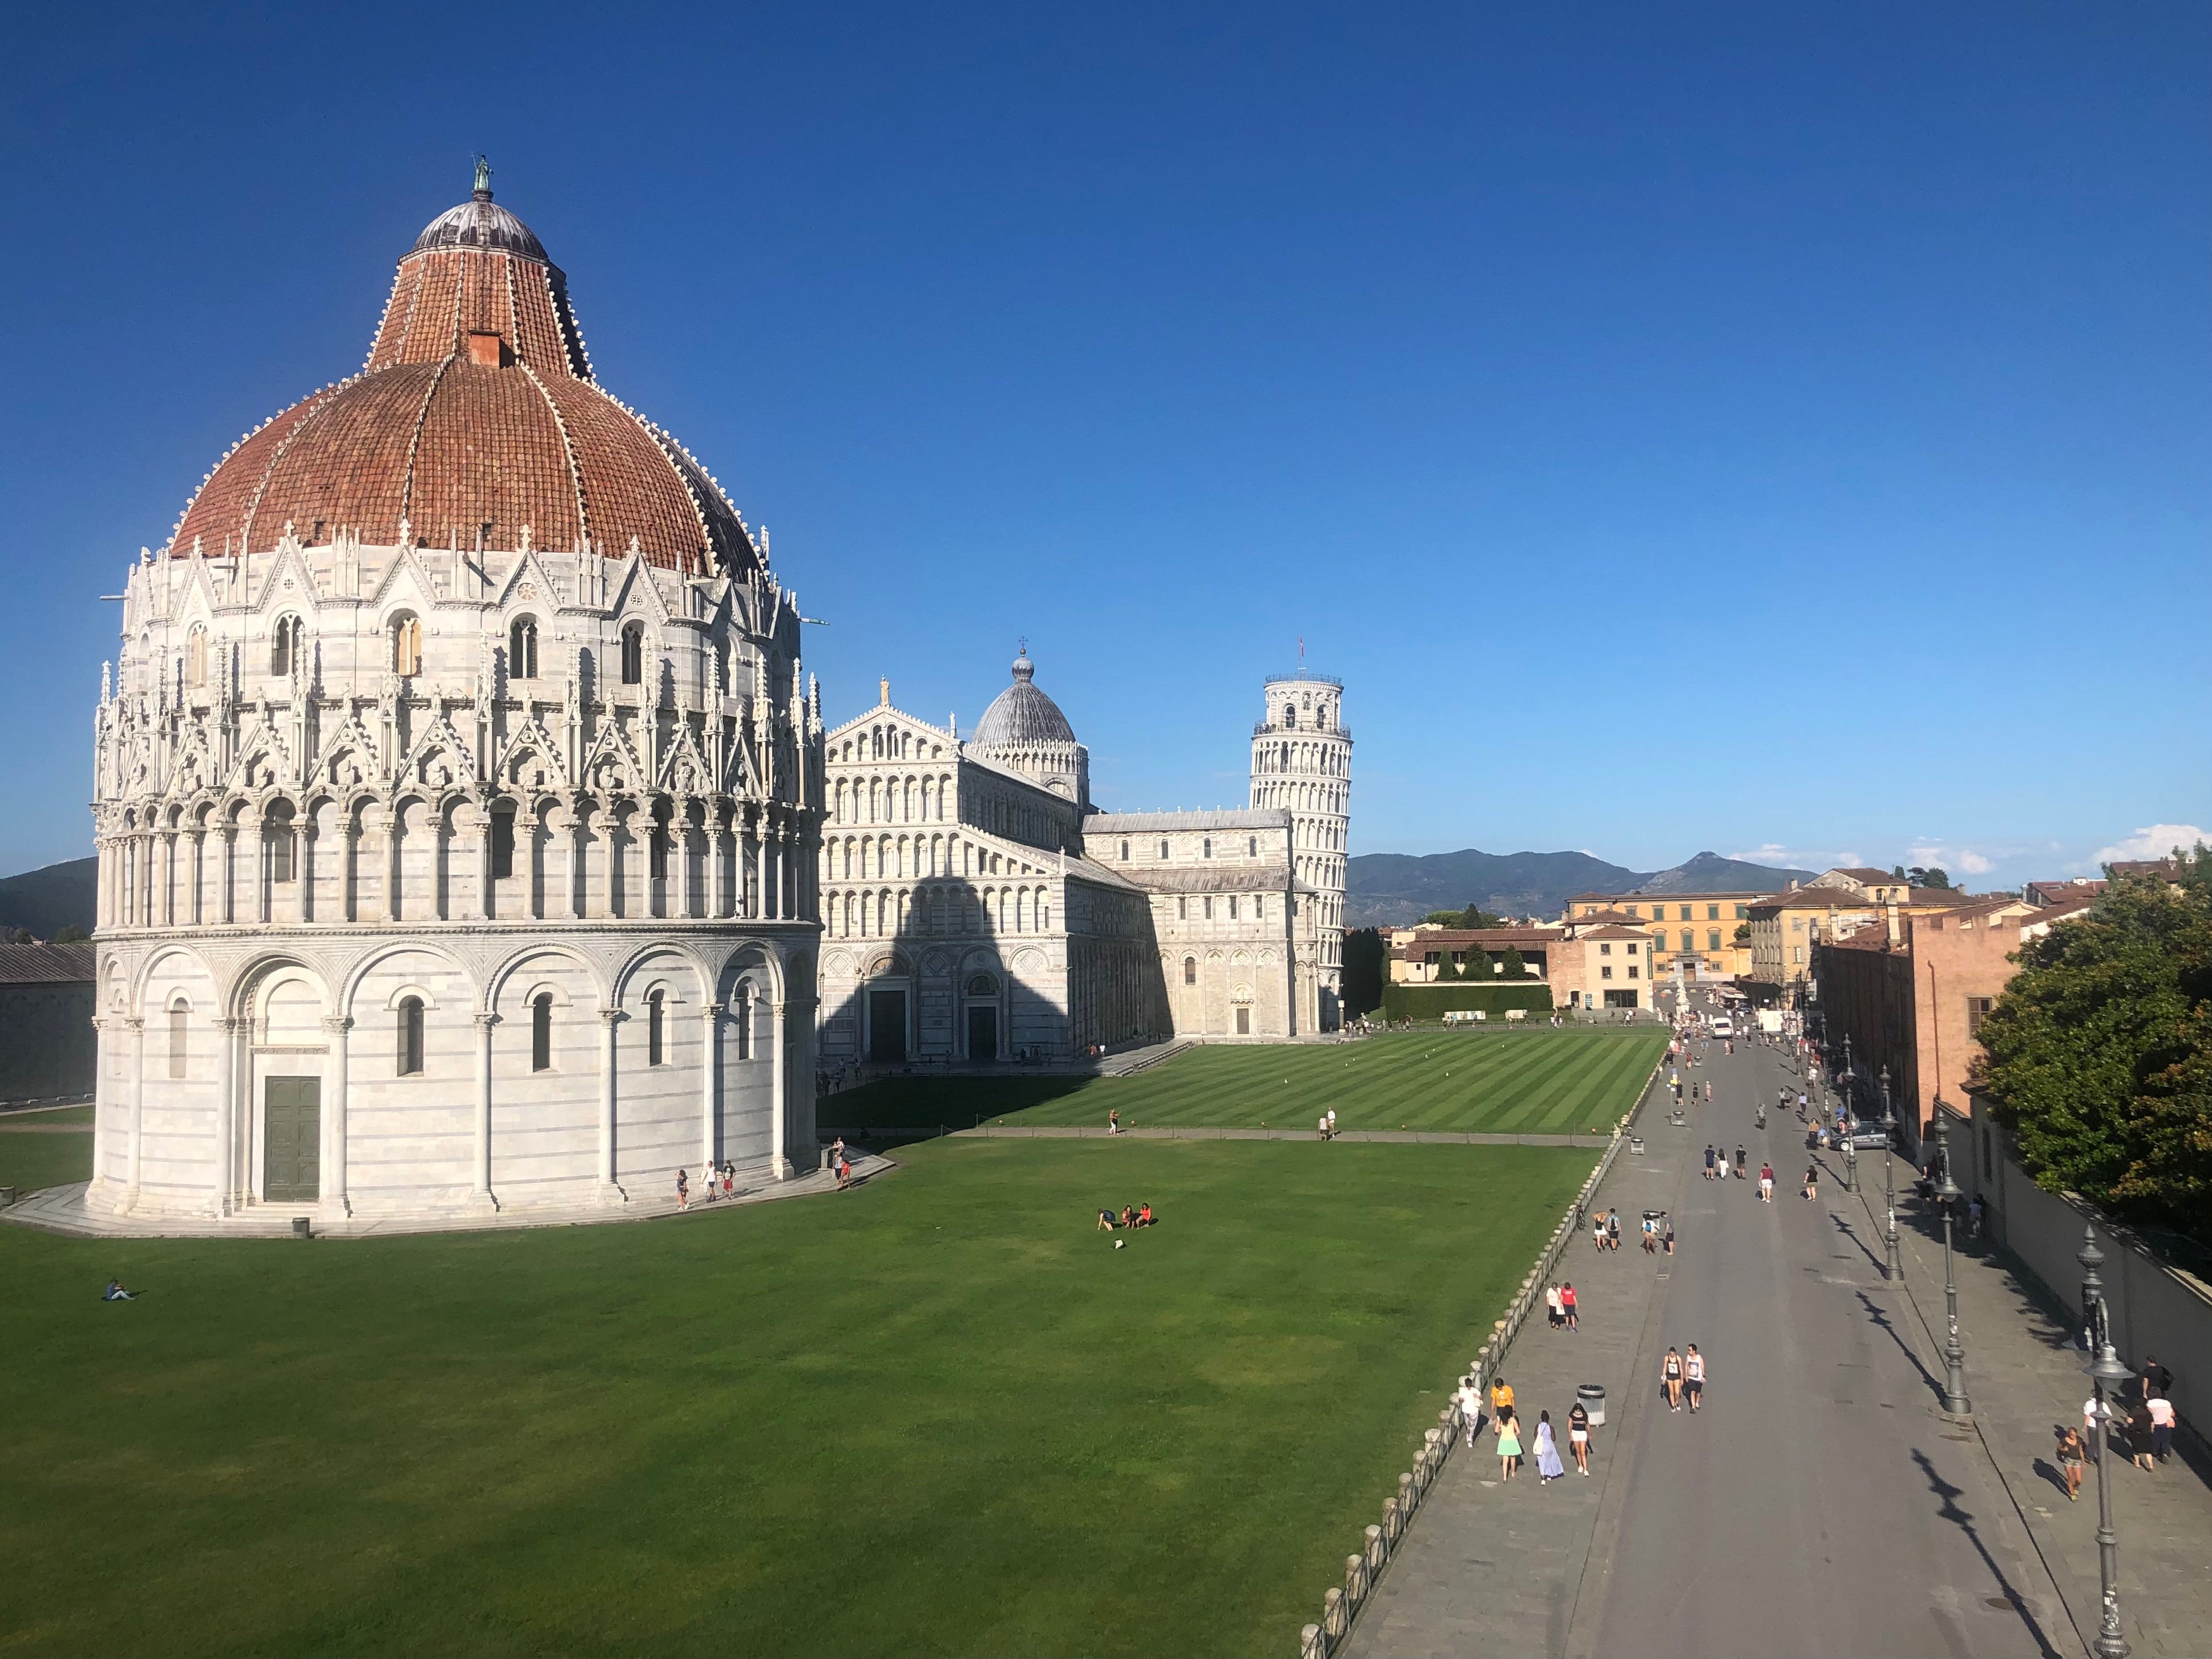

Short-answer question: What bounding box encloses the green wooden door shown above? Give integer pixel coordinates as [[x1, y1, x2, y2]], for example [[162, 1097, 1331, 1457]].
[[264, 1076, 321, 1202]]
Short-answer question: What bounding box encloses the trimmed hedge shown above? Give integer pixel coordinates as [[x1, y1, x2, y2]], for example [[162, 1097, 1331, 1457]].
[[1381, 982, 1555, 1022]]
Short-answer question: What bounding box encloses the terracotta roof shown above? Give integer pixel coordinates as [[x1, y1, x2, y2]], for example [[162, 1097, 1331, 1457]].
[[1757, 890, 1880, 911], [0, 943, 94, 984], [2025, 879, 2105, 906], [1826, 867, 1895, 883], [166, 175, 757, 575]]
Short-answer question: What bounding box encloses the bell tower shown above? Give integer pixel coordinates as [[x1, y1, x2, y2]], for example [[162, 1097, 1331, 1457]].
[[1250, 670, 1350, 1027]]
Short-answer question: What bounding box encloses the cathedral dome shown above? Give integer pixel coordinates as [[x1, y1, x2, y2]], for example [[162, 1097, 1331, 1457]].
[[164, 164, 756, 575], [972, 650, 1077, 747]]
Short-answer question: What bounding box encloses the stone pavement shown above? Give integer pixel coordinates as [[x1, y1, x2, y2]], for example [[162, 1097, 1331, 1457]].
[[1342, 1062, 1696, 1657], [1839, 1153, 2212, 1658], [0, 1154, 893, 1240], [957, 1125, 1610, 1147], [1345, 1034, 2111, 1659]]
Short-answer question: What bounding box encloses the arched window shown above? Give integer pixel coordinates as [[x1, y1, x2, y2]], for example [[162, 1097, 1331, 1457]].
[[489, 803, 516, 881], [185, 626, 208, 688], [967, 974, 998, 997], [397, 996, 425, 1076], [168, 999, 189, 1079], [265, 803, 297, 883], [1119, 839, 1129, 861], [531, 993, 554, 1071], [1203, 838, 1213, 859], [620, 622, 644, 685], [1159, 840, 1169, 860], [647, 989, 665, 1065], [271, 615, 305, 677], [1183, 956, 1197, 986], [389, 612, 422, 676], [1248, 836, 1257, 857], [508, 616, 539, 680]]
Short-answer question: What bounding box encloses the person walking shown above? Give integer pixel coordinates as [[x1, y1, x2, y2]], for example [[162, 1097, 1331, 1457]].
[[1568, 1399, 1592, 1474], [1546, 1282, 1563, 1330], [1662, 1346, 1684, 1411], [1759, 1162, 1774, 1203], [1560, 1282, 1578, 1331], [1803, 1163, 1818, 1201], [1641, 1214, 1657, 1254], [1496, 1408, 1523, 1479], [1326, 1108, 1338, 1139], [2056, 1423, 2086, 1500], [1606, 1211, 1621, 1252], [1456, 1376, 1484, 1449], [1734, 1145, 1747, 1179], [1535, 1411, 1566, 1484], [2148, 1393, 2176, 1465], [1109, 1107, 1121, 1135], [1684, 1345, 1706, 1412], [676, 1169, 690, 1210], [2142, 1355, 2174, 1400], [1593, 1210, 1608, 1251], [1704, 1144, 1716, 1181], [1663, 1217, 1676, 1256]]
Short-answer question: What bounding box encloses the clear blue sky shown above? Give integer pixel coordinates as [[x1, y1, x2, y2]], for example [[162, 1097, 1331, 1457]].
[[2, 3, 2205, 889]]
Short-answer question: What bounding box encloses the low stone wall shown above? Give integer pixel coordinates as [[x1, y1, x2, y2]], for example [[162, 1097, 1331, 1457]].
[[1295, 1044, 1665, 1657]]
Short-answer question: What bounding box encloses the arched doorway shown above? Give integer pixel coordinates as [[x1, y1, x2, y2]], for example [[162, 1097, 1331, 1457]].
[[963, 972, 1000, 1062]]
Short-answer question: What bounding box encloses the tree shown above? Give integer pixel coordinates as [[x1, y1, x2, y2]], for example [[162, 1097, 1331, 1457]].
[[1432, 948, 1459, 982], [1733, 923, 1751, 944], [1499, 946, 1527, 981], [1342, 929, 1386, 1018], [1908, 866, 1952, 890], [1976, 851, 2212, 1241], [1460, 903, 1508, 930], [6, 928, 30, 944], [1423, 910, 1466, 927], [53, 925, 87, 944], [1462, 944, 1492, 982]]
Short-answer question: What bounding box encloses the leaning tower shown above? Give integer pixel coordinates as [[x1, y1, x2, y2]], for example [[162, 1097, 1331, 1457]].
[[1250, 671, 1350, 1027]]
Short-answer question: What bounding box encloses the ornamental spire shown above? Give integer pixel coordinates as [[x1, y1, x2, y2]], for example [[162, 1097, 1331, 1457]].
[[473, 155, 493, 201]]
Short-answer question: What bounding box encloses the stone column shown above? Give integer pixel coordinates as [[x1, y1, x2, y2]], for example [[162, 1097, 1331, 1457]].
[[213, 1016, 238, 1216], [122, 1015, 146, 1213], [757, 814, 774, 921], [321, 1015, 352, 1216], [709, 810, 728, 918], [252, 816, 272, 925], [700, 1002, 723, 1171], [675, 802, 695, 919], [769, 998, 789, 1180], [564, 805, 586, 920], [338, 822, 358, 923], [188, 830, 206, 926], [158, 833, 177, 927], [474, 1012, 498, 1207], [376, 804, 398, 923], [473, 802, 494, 922], [297, 818, 317, 925], [597, 1007, 624, 1202], [525, 805, 543, 921]]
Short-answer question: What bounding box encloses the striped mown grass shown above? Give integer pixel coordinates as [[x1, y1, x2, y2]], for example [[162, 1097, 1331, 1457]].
[[825, 1027, 1669, 1136]]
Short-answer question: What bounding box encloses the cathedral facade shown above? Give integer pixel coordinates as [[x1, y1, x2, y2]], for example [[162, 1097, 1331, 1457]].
[[87, 169, 825, 1225], [816, 653, 1349, 1064]]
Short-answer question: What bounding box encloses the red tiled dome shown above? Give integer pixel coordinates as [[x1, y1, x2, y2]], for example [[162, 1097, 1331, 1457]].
[[168, 171, 756, 575]]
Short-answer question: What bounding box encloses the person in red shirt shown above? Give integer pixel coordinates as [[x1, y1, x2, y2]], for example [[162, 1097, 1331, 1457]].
[[1559, 1283, 1578, 1330]]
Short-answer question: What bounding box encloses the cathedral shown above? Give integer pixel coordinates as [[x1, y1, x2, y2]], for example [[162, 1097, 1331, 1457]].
[[80, 168, 1347, 1229], [815, 655, 1349, 1064]]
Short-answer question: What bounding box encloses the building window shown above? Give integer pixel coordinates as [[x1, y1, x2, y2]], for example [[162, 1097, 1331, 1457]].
[[1204, 897, 1214, 919], [1680, 930, 1694, 953], [647, 990, 665, 1065], [1159, 841, 1169, 859], [650, 825, 671, 882], [1248, 836, 1257, 857], [1791, 946, 1805, 966], [1625, 905, 1638, 918], [1120, 839, 1129, 861], [1601, 966, 1614, 979], [620, 623, 644, 685], [390, 612, 422, 676], [1229, 896, 1238, 920], [1176, 897, 1186, 920], [168, 1001, 188, 1079], [508, 616, 539, 680], [532, 994, 554, 1071], [1707, 929, 1721, 951], [186, 626, 208, 688], [267, 808, 296, 883], [1966, 996, 1995, 1038], [397, 996, 425, 1076], [1734, 905, 1749, 920], [1183, 956, 1197, 986], [1628, 966, 1638, 979], [1204, 838, 1213, 858], [490, 805, 516, 881], [1706, 905, 1719, 921], [1600, 942, 1612, 956], [271, 614, 305, 677], [1254, 895, 1264, 921]]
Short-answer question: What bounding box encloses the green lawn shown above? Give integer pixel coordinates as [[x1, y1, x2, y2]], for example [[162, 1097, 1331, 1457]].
[[0, 1127, 92, 1194], [825, 1028, 1668, 1136], [0, 1136, 1593, 1657]]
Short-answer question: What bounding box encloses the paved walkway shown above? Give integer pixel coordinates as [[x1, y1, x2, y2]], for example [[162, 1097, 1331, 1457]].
[[956, 1125, 1610, 1147], [0, 1155, 893, 1240]]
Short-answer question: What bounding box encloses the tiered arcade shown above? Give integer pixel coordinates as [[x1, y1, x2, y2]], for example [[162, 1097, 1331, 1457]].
[[1250, 672, 1350, 1026]]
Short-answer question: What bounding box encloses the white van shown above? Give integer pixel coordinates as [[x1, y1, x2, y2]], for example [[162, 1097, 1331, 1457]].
[[1710, 1016, 1734, 1038]]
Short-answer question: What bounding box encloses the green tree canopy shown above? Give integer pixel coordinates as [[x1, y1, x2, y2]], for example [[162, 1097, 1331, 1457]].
[[53, 925, 87, 944], [1976, 852, 2212, 1240], [1462, 944, 1492, 981], [1460, 903, 1508, 930], [1423, 910, 1466, 926], [1908, 866, 1952, 889], [1432, 948, 1458, 982], [1499, 946, 1527, 980]]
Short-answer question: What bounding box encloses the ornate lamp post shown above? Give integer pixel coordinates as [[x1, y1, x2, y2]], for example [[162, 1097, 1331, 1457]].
[[1879, 1064, 1902, 1282], [2077, 1225, 2132, 1658], [1934, 1103, 1971, 1415]]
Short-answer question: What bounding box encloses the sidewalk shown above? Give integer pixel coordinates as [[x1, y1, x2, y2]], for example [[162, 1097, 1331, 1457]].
[[1342, 1103, 1697, 1656], [956, 1125, 1610, 1147], [1846, 1159, 2212, 1659]]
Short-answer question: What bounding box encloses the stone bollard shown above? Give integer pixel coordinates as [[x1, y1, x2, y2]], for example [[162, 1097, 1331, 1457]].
[[1400, 1466, 1418, 1512], [1323, 1587, 1347, 1644], [1382, 1495, 1400, 1544], [1365, 1523, 1386, 1575], [1346, 1553, 1369, 1606], [1301, 1622, 1326, 1659]]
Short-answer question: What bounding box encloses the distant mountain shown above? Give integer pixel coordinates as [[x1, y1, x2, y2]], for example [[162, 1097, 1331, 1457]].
[[0, 857, 98, 940], [1346, 847, 1815, 929]]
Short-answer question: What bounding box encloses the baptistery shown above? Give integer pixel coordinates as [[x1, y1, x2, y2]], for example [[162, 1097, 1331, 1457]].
[[89, 164, 826, 1224]]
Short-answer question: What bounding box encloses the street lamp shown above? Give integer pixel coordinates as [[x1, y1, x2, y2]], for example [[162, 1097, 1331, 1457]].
[[1879, 1064, 1901, 1282], [1933, 1104, 1971, 1415], [2077, 1225, 2132, 1659]]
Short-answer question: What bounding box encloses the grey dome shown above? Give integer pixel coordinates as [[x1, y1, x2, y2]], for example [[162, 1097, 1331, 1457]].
[[410, 164, 550, 264], [972, 652, 1076, 747]]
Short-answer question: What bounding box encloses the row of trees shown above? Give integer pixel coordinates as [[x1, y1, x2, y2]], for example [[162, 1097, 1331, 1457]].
[[1976, 849, 2212, 1243], [1434, 944, 1530, 981]]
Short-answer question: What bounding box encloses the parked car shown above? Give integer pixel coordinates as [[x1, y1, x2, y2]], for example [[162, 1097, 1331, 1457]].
[[1710, 1016, 1734, 1038]]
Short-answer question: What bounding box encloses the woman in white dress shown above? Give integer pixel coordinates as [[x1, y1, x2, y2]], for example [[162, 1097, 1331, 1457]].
[[1534, 1411, 1567, 1483]]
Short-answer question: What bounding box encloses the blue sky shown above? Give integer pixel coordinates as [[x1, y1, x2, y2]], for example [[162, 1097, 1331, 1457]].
[[2, 3, 2205, 889]]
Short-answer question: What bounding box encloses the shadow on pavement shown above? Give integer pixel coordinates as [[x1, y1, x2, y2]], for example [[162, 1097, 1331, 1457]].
[[1910, 1447, 2065, 1659]]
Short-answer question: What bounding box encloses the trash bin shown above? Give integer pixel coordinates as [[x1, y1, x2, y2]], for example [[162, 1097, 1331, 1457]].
[[1577, 1383, 1606, 1427], [291, 1216, 312, 1239], [1628, 1136, 1645, 1155]]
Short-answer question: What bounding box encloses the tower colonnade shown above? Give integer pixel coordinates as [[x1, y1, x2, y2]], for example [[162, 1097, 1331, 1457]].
[[1250, 671, 1350, 1024]]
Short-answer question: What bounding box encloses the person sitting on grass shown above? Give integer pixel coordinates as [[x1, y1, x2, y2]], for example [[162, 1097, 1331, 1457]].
[[1137, 1202, 1155, 1228], [1121, 1204, 1136, 1230], [1097, 1208, 1117, 1231], [102, 1278, 135, 1302]]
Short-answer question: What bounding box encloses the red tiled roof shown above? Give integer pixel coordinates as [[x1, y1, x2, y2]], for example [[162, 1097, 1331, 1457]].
[[166, 184, 757, 575]]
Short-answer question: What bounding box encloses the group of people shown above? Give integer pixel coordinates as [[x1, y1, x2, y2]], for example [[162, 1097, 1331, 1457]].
[[1315, 1108, 1340, 1139], [2057, 1355, 2181, 1499], [1544, 1282, 1579, 1330], [1096, 1202, 1157, 1230], [674, 1162, 744, 1209], [1660, 1343, 1709, 1412], [1459, 1374, 1592, 1483], [1591, 1209, 1624, 1250]]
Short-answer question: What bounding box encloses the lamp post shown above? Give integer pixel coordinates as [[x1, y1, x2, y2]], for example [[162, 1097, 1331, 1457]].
[[1879, 1064, 1901, 1282], [2078, 1225, 2132, 1658], [1934, 1104, 1971, 1415]]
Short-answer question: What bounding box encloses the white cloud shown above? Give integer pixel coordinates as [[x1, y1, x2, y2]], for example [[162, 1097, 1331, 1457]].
[[1906, 842, 1993, 878], [1725, 843, 1860, 869], [2093, 824, 2210, 865]]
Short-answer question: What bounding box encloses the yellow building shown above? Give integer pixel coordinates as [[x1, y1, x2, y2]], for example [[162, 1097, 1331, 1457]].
[[1562, 890, 1773, 982]]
